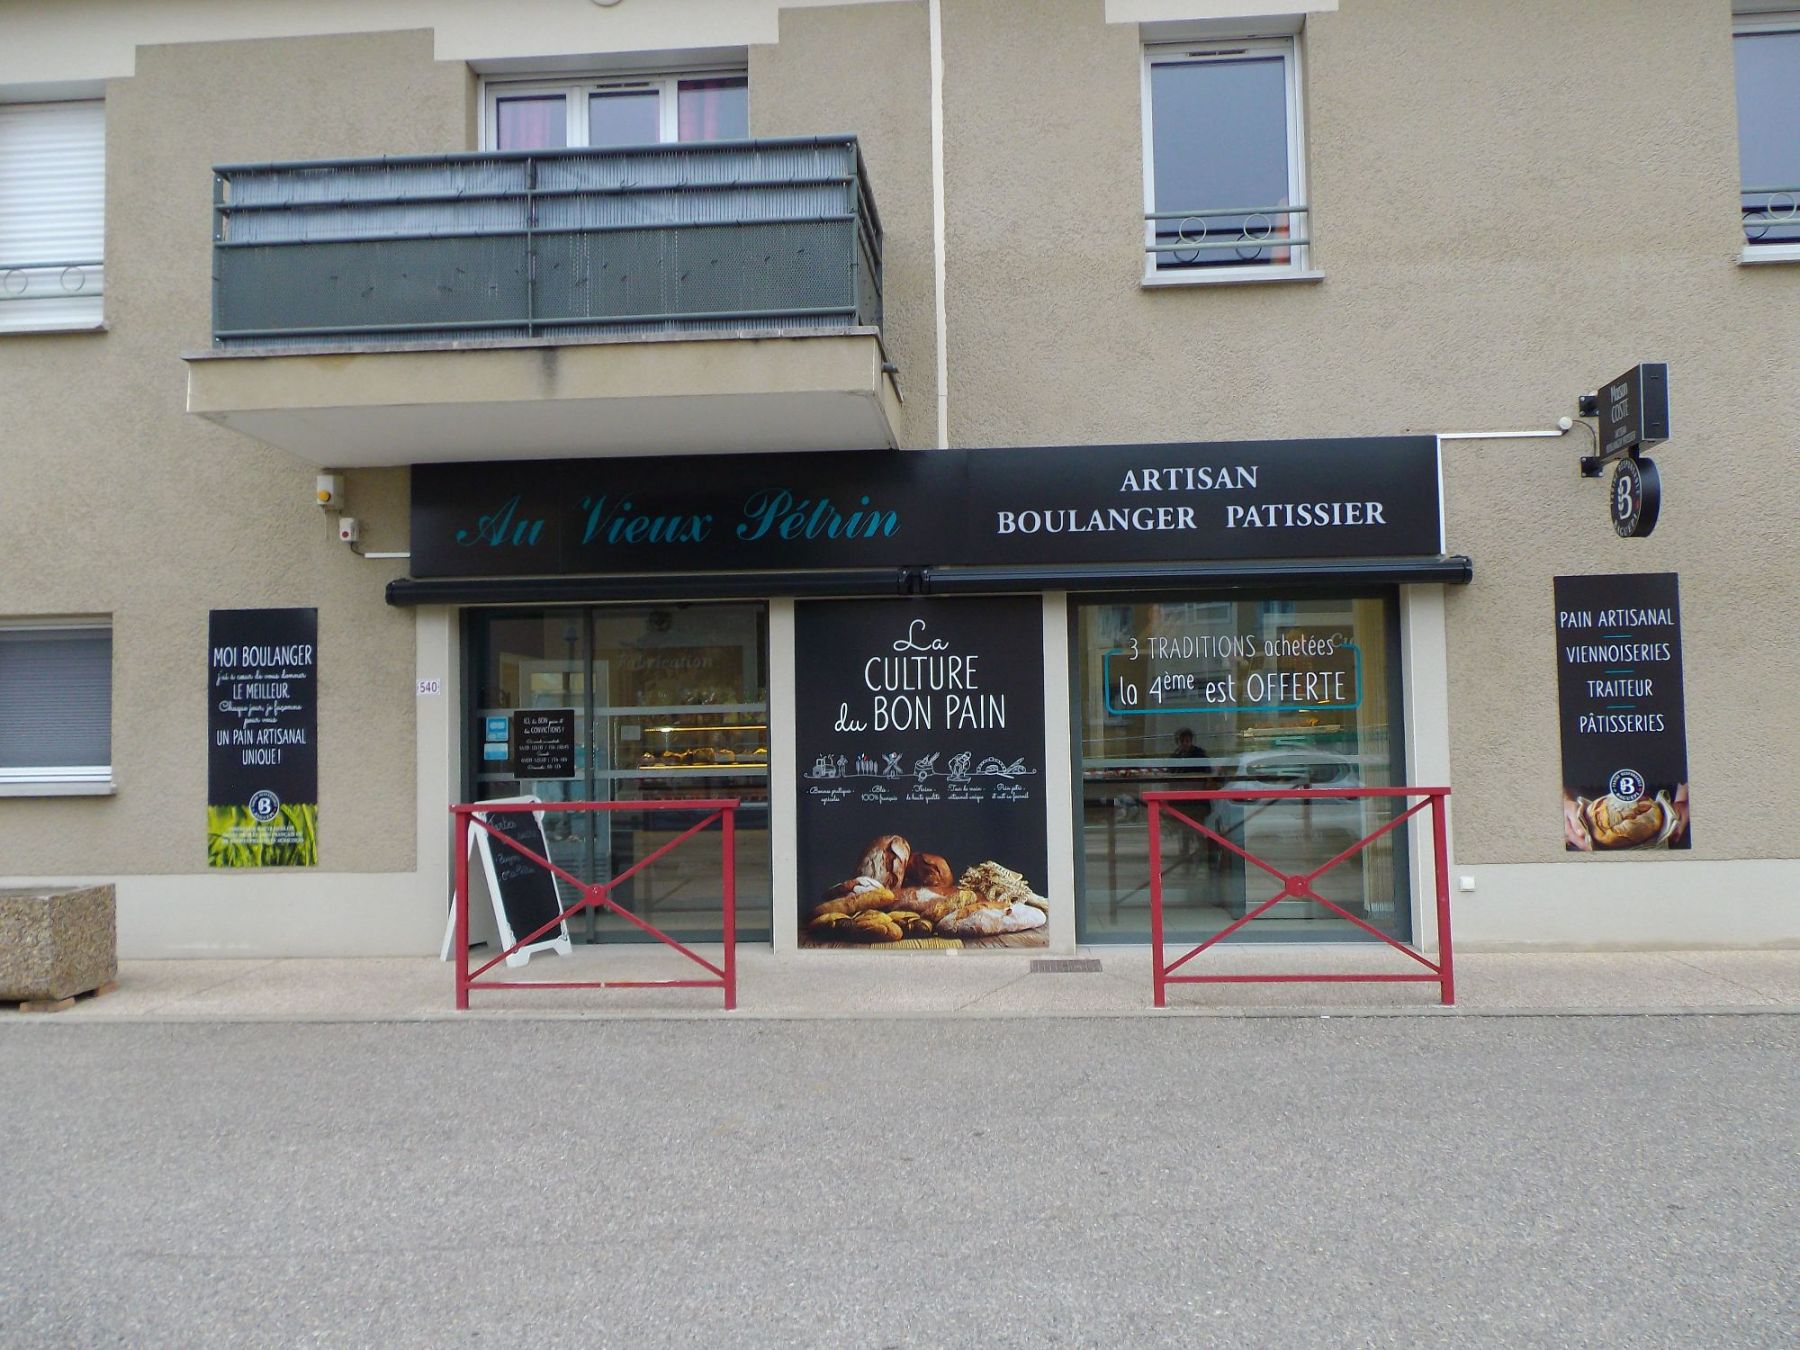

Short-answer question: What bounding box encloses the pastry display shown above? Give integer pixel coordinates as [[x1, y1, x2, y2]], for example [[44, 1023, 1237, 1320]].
[[1587, 794, 1665, 848], [805, 836, 1048, 946]]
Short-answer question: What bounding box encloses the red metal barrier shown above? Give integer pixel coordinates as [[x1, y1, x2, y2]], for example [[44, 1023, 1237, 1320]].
[[451, 799, 738, 1011], [1143, 786, 1454, 1007]]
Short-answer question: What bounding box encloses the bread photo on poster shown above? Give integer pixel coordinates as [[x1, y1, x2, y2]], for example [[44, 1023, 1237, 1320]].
[[803, 834, 1049, 948]]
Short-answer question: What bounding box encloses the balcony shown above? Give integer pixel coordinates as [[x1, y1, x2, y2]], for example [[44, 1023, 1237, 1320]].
[[183, 137, 900, 466]]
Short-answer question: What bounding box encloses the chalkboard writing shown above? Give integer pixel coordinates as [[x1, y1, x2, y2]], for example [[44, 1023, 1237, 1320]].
[[514, 709, 577, 779], [471, 798, 572, 964]]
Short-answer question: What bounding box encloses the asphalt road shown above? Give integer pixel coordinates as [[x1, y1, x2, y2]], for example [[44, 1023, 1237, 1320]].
[[1, 1016, 1794, 1348]]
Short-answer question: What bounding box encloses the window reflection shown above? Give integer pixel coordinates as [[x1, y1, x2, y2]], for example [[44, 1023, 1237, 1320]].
[[1074, 595, 1407, 943]]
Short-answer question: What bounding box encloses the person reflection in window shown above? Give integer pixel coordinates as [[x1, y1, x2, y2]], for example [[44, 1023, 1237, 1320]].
[[1171, 728, 1213, 866]]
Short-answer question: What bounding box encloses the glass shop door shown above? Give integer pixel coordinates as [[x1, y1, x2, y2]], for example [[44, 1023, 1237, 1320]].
[[466, 604, 772, 943]]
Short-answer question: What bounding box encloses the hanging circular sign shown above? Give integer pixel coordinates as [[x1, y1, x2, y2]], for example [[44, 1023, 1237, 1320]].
[[1610, 454, 1660, 538]]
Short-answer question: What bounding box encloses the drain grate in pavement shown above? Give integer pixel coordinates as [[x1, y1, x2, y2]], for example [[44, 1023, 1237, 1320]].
[[1030, 958, 1103, 974]]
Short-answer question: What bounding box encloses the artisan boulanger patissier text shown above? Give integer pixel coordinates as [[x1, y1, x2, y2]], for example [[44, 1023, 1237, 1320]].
[[995, 463, 1391, 535]]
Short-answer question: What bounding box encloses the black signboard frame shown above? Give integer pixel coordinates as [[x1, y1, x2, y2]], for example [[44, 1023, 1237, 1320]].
[[794, 597, 1050, 949], [207, 607, 319, 868], [468, 797, 573, 964], [410, 437, 1444, 580], [1553, 573, 1691, 852]]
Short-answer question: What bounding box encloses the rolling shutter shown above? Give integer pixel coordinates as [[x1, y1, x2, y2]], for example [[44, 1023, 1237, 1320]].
[[0, 627, 113, 773], [0, 99, 105, 332]]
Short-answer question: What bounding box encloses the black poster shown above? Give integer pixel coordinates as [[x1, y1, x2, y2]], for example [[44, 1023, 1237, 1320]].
[[513, 709, 576, 779], [795, 598, 1050, 948], [1553, 573, 1690, 851], [207, 608, 319, 867], [410, 437, 1442, 578]]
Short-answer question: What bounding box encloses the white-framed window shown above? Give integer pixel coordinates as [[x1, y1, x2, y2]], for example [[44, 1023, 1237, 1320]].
[[1734, 10, 1800, 259], [483, 70, 748, 151], [0, 99, 105, 333], [0, 620, 113, 794], [1141, 36, 1311, 284]]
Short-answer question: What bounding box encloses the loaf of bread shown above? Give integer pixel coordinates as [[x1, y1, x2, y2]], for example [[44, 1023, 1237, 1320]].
[[936, 898, 1048, 937], [857, 835, 912, 889], [889, 885, 948, 916], [1590, 796, 1663, 848], [841, 910, 906, 943], [812, 876, 896, 919], [903, 851, 954, 889]]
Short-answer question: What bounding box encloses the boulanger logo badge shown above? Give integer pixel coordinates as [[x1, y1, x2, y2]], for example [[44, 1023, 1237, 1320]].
[[248, 790, 282, 822], [1608, 768, 1644, 803]]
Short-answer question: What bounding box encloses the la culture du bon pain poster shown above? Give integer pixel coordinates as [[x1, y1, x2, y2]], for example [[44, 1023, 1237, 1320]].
[[207, 608, 319, 867], [1554, 574, 1690, 852], [794, 598, 1050, 948]]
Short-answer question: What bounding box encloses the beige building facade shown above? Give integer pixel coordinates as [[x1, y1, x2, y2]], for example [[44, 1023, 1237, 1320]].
[[1, 0, 1795, 962]]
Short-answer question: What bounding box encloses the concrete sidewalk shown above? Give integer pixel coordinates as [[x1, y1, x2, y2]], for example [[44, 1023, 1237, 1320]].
[[4, 944, 1798, 1021]]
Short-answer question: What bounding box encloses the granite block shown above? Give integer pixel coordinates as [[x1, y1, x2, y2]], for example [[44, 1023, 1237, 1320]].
[[0, 886, 118, 1001]]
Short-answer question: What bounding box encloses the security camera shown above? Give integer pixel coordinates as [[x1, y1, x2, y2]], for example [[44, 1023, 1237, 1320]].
[[337, 517, 360, 544]]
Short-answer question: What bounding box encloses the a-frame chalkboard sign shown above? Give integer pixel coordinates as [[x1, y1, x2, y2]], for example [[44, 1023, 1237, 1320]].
[[442, 796, 573, 967]]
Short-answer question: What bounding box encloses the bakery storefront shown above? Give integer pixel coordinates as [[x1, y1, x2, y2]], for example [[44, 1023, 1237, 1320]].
[[393, 437, 1465, 953]]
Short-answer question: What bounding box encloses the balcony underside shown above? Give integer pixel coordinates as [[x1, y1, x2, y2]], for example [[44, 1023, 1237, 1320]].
[[184, 328, 901, 467]]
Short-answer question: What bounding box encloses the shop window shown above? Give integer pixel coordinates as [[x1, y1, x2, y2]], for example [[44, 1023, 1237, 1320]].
[[1142, 37, 1310, 283], [0, 622, 113, 791], [466, 605, 771, 944], [0, 99, 105, 333], [485, 71, 748, 151], [1072, 595, 1406, 944], [1734, 12, 1800, 257]]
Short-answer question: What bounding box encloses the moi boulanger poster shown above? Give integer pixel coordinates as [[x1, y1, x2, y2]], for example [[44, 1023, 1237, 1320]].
[[207, 608, 319, 867], [794, 597, 1050, 948]]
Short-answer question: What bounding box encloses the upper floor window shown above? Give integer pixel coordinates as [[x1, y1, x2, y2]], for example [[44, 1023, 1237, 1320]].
[[0, 99, 104, 333], [1734, 13, 1800, 255], [486, 72, 748, 151], [1142, 38, 1309, 283]]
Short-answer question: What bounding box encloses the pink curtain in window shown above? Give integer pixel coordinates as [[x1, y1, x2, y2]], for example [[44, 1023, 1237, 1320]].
[[497, 97, 566, 151], [678, 79, 747, 143]]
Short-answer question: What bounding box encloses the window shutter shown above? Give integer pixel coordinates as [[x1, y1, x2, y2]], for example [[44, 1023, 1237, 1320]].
[[0, 628, 113, 771], [0, 100, 105, 332]]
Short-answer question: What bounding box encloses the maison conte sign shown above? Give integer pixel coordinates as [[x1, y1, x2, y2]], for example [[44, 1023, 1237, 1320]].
[[409, 437, 1443, 578]]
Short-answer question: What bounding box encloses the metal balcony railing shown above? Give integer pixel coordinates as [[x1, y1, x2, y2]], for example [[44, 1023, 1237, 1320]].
[[1146, 203, 1309, 270], [211, 136, 882, 349], [1742, 186, 1800, 247]]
